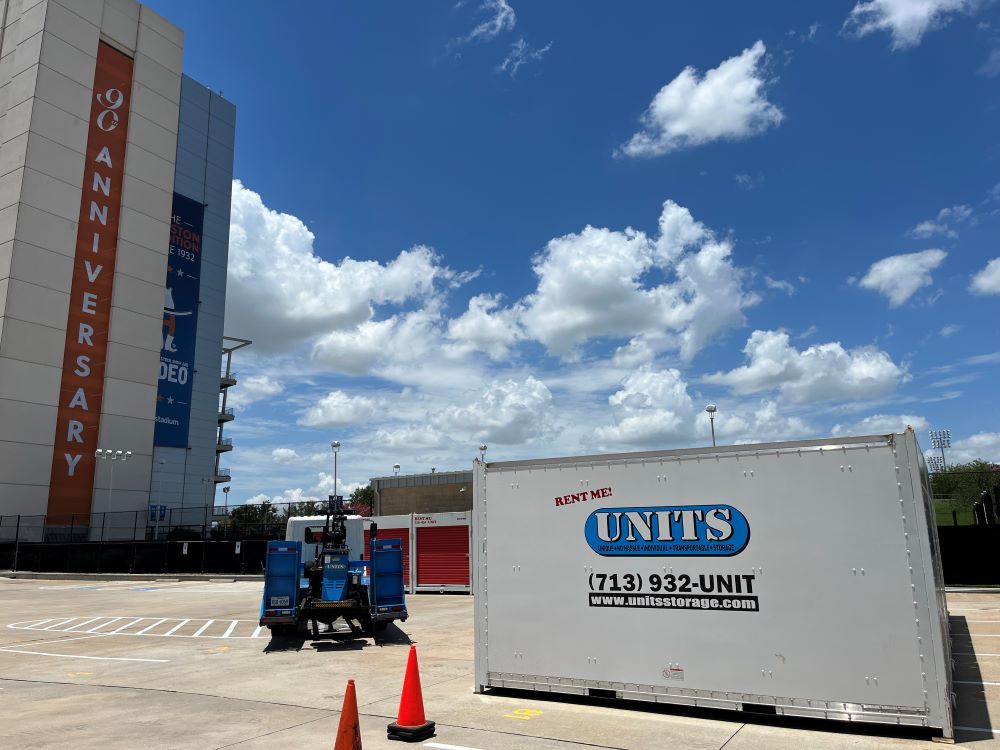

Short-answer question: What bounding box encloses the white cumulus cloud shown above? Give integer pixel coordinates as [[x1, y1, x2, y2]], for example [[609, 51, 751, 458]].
[[970, 258, 1000, 295], [299, 390, 379, 428], [705, 329, 907, 404], [595, 367, 694, 445], [518, 200, 756, 360], [843, 0, 974, 50], [619, 41, 783, 158], [226, 374, 283, 410], [950, 432, 1000, 463], [227, 181, 456, 352], [446, 294, 524, 360], [856, 249, 947, 307], [433, 377, 553, 443], [831, 413, 928, 436]]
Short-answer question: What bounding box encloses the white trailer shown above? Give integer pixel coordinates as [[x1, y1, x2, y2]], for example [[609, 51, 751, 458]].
[[284, 515, 364, 563], [473, 430, 953, 738]]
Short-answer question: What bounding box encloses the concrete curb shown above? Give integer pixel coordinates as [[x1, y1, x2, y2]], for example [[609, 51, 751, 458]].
[[0, 571, 263, 582]]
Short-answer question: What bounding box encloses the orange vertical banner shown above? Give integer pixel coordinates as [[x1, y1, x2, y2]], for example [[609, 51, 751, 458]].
[[47, 42, 134, 523]]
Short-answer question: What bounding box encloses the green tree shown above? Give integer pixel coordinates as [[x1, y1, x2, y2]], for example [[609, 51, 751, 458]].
[[931, 460, 1000, 509], [284, 500, 325, 517], [349, 485, 374, 517], [219, 501, 287, 536]]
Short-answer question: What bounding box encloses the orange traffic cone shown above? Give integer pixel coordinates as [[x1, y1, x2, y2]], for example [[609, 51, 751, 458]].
[[334, 679, 363, 750], [387, 645, 435, 742]]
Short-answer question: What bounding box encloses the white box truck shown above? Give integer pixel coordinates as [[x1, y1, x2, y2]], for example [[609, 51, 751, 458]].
[[473, 430, 953, 738]]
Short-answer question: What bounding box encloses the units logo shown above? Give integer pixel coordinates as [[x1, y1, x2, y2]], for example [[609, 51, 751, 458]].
[[584, 504, 750, 557]]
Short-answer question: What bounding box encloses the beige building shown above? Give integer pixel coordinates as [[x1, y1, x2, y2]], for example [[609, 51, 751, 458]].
[[371, 470, 473, 516], [0, 0, 235, 539]]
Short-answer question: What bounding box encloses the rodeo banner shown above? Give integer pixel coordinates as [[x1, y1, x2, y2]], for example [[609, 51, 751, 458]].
[[154, 192, 205, 447]]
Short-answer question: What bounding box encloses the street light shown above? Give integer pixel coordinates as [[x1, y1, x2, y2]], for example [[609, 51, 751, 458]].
[[929, 429, 951, 469], [479, 444, 488, 462], [222, 485, 230, 511], [705, 404, 717, 447], [330, 440, 341, 501], [95, 448, 132, 511], [393, 463, 400, 476]]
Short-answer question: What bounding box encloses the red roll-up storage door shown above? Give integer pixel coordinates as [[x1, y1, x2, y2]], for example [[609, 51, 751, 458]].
[[364, 528, 410, 587], [416, 525, 470, 587]]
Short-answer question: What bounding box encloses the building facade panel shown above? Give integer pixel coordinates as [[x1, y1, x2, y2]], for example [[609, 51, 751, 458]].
[[12, 202, 75, 257], [38, 29, 97, 89], [0, 397, 57, 445], [4, 275, 68, 326], [8, 241, 72, 293], [0, 355, 60, 404], [24, 130, 85, 186]]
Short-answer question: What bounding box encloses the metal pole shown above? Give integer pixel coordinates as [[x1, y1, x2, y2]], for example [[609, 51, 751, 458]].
[[70, 513, 76, 541], [710, 415, 716, 448], [12, 515, 20, 571], [100, 512, 106, 542], [133, 510, 139, 541], [940, 445, 947, 470], [108, 459, 115, 512]]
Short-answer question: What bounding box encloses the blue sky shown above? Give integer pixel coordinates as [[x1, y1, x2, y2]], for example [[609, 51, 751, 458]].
[[146, 0, 1000, 504]]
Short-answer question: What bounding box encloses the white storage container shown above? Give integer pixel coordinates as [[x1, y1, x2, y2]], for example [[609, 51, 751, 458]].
[[473, 430, 952, 738]]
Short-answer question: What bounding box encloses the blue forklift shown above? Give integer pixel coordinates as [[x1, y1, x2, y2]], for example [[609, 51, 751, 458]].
[[259, 497, 408, 640]]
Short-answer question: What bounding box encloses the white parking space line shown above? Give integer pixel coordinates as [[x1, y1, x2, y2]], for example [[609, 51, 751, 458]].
[[164, 619, 191, 636], [135, 618, 168, 635], [18, 619, 56, 629], [63, 617, 104, 632], [43, 618, 80, 630], [0, 633, 170, 663], [425, 743, 484, 750], [87, 617, 122, 632], [109, 618, 144, 633], [953, 652, 1000, 657], [0, 647, 169, 663], [7, 616, 266, 639]]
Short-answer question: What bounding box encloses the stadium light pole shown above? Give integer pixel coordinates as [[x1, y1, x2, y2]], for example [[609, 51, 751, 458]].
[[705, 404, 717, 447], [479, 444, 488, 462], [96, 448, 132, 512], [330, 440, 341, 500], [393, 463, 400, 476], [929, 429, 951, 469]]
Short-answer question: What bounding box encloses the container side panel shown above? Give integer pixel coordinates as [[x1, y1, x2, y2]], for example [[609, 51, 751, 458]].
[[483, 442, 930, 713]]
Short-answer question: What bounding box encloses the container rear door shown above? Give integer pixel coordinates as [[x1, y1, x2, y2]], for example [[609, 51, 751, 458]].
[[263, 541, 301, 611], [371, 540, 406, 609], [416, 525, 470, 589], [365, 528, 410, 592]]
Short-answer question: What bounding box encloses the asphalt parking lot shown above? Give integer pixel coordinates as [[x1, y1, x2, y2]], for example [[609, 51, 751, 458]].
[[1, 578, 998, 749]]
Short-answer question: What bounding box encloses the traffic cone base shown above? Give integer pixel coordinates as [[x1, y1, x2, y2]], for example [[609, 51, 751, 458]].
[[386, 719, 435, 743], [387, 645, 435, 743]]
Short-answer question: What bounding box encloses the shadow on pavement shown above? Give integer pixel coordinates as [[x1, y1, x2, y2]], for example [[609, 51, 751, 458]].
[[261, 621, 413, 652], [950, 614, 994, 744]]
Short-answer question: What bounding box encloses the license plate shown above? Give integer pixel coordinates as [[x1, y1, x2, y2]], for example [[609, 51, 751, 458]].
[[270, 596, 290, 607]]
